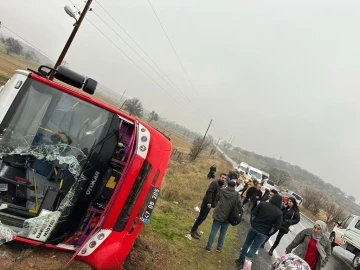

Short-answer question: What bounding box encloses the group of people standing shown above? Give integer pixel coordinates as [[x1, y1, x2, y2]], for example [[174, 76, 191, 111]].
[[191, 167, 332, 270]]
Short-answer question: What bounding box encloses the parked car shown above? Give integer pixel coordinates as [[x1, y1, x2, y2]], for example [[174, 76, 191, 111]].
[[263, 179, 276, 191], [330, 215, 360, 268], [290, 191, 303, 206], [280, 192, 294, 204]]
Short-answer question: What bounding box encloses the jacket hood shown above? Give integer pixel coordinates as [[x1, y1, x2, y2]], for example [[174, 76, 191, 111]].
[[269, 194, 282, 209], [221, 187, 238, 200]]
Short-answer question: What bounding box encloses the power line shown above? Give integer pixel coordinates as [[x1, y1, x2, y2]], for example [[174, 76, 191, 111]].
[[0, 23, 55, 62], [90, 1, 224, 132], [70, 1, 225, 138], [83, 17, 189, 111], [147, 0, 201, 97], [92, 0, 198, 108], [90, 9, 194, 107]]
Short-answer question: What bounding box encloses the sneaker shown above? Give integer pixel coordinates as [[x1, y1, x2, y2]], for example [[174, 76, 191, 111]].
[[195, 231, 202, 237], [205, 247, 211, 252], [190, 231, 200, 240], [216, 248, 222, 253], [268, 249, 273, 256]]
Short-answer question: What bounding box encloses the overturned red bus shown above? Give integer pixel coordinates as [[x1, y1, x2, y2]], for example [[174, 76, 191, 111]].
[[0, 66, 172, 269]]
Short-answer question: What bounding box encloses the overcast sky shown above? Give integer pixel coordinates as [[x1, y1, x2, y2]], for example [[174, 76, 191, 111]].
[[1, 0, 359, 200]]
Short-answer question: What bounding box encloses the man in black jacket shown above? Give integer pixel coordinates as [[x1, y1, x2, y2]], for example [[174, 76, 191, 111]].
[[190, 173, 226, 239], [235, 193, 283, 268]]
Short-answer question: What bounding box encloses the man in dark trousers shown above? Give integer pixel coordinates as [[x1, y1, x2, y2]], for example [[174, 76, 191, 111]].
[[190, 173, 227, 239], [235, 193, 283, 268]]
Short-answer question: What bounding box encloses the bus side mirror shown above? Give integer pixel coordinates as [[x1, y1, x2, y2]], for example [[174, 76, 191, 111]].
[[83, 78, 97, 95]]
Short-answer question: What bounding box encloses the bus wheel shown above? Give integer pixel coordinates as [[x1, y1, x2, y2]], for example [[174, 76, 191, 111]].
[[353, 252, 360, 268]]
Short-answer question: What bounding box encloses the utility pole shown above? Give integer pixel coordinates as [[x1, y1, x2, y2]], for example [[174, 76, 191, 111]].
[[198, 119, 212, 150], [49, 0, 93, 80], [119, 90, 126, 104], [215, 137, 221, 147], [120, 99, 127, 110]]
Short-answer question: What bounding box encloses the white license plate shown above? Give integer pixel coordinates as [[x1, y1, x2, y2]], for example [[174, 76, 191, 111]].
[[0, 183, 8, 192]]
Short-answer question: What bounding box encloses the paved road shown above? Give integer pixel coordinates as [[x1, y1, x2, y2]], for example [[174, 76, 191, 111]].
[[217, 147, 355, 269], [235, 213, 355, 270]]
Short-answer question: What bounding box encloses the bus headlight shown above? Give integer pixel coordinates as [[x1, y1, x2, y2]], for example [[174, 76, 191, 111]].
[[78, 229, 111, 257], [97, 233, 105, 240]]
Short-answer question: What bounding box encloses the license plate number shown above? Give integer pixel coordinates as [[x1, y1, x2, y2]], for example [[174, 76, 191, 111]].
[[141, 188, 160, 223], [0, 184, 8, 192]]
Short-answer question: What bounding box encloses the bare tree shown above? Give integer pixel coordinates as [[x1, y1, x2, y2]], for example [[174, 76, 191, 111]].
[[24, 50, 38, 62], [324, 201, 345, 225], [190, 136, 211, 161], [209, 147, 216, 157], [269, 168, 291, 186], [124, 98, 143, 117], [148, 110, 159, 123], [3, 37, 23, 55], [302, 187, 328, 216]]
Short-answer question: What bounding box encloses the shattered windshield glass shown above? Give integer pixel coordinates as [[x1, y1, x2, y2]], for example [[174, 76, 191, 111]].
[[0, 78, 115, 242], [0, 78, 113, 178]]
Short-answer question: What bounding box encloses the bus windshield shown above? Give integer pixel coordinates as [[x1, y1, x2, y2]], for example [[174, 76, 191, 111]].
[[0, 78, 113, 177], [0, 78, 119, 241]]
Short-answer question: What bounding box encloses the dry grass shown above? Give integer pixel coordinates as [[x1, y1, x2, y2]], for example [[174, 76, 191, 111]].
[[124, 138, 239, 270], [0, 45, 38, 82]]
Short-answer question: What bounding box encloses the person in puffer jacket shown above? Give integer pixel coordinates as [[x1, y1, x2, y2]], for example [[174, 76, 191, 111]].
[[205, 180, 240, 252], [263, 197, 300, 255]]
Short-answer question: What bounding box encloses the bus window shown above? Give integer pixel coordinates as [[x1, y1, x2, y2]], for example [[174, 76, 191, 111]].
[[114, 161, 152, 231]]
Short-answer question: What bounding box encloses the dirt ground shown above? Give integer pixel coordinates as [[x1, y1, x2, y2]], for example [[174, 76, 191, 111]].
[[0, 244, 92, 270]]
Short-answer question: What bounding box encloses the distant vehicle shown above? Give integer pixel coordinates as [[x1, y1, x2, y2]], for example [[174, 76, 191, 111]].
[[280, 192, 294, 204], [330, 215, 360, 268], [290, 192, 303, 206], [235, 162, 248, 174], [246, 166, 263, 182], [263, 179, 276, 191], [262, 172, 270, 181]]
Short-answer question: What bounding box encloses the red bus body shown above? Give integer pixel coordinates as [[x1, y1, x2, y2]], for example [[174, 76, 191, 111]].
[[0, 68, 171, 269]]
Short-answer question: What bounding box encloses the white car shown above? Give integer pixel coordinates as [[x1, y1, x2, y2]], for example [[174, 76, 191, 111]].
[[330, 215, 360, 267]]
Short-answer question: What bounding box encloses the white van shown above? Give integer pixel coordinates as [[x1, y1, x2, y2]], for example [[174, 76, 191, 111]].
[[235, 162, 249, 174], [246, 166, 263, 182], [330, 215, 360, 267]]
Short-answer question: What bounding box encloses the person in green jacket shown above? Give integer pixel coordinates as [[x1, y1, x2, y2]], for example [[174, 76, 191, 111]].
[[205, 180, 240, 252]]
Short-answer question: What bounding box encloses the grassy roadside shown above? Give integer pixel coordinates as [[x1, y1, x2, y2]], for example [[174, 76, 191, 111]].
[[124, 139, 240, 270]]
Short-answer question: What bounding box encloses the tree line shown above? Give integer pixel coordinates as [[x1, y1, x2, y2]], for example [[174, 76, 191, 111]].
[[0, 36, 38, 62]]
